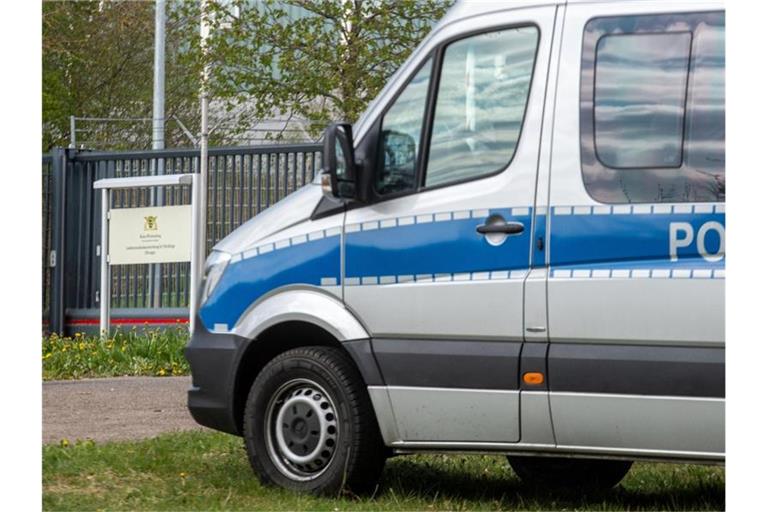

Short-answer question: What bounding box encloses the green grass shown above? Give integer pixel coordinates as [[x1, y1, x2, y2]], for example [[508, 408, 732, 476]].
[[42, 327, 190, 380], [43, 431, 724, 511]]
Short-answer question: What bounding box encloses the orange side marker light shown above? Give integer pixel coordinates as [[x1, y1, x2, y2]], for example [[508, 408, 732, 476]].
[[523, 372, 545, 385]]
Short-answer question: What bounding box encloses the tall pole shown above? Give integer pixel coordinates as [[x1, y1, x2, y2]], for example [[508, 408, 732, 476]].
[[199, 0, 210, 283], [69, 115, 76, 148], [99, 189, 111, 339], [189, 175, 200, 333], [152, 0, 166, 307], [153, 0, 166, 154]]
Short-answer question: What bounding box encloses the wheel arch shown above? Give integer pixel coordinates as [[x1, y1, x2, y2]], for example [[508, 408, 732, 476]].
[[228, 288, 381, 435], [231, 287, 369, 342]]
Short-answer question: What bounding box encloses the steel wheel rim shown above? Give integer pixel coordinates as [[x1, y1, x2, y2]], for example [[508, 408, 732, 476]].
[[265, 378, 339, 481]]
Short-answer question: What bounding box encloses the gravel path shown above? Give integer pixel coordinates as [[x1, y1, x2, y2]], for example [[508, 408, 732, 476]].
[[43, 376, 206, 444]]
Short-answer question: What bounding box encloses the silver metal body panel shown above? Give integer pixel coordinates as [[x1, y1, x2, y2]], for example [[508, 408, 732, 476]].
[[346, 278, 525, 340], [549, 392, 725, 455], [372, 385, 723, 462], [377, 386, 521, 443], [523, 268, 548, 341], [519, 391, 556, 445], [548, 277, 725, 346], [367, 386, 401, 445]]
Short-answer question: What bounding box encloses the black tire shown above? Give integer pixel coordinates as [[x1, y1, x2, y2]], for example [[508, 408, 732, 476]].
[[507, 456, 632, 491], [243, 346, 386, 496]]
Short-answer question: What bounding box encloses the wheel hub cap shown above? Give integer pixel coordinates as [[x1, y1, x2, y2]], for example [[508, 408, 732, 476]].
[[267, 380, 339, 480]]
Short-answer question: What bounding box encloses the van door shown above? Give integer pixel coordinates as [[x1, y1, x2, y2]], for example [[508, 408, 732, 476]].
[[344, 6, 558, 445], [547, 2, 725, 458]]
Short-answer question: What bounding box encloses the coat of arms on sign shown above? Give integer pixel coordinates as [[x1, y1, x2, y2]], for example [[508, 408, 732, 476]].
[[144, 215, 158, 231]]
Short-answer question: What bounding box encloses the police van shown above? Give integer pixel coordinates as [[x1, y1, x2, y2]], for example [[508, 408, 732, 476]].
[[186, 0, 725, 494]]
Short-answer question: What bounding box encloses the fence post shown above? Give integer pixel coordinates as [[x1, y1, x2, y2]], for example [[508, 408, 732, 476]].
[[48, 148, 68, 334]]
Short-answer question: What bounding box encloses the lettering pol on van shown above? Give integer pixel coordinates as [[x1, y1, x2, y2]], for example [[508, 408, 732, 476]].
[[669, 221, 725, 262]]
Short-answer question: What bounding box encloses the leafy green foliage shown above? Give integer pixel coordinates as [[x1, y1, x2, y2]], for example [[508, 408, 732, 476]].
[[43, 430, 724, 510], [189, 0, 453, 139], [43, 1, 452, 150], [42, 1, 200, 151], [42, 327, 190, 380]]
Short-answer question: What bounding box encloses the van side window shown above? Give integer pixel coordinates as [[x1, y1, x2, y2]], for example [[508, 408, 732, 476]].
[[375, 59, 432, 196], [425, 27, 538, 188], [595, 33, 691, 169], [580, 12, 725, 203]]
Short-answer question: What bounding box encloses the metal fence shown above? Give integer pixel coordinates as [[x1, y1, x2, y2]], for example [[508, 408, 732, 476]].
[[42, 155, 54, 325], [43, 144, 322, 334]]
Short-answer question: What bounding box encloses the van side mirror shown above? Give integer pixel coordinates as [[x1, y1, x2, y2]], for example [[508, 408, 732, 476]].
[[321, 123, 356, 200]]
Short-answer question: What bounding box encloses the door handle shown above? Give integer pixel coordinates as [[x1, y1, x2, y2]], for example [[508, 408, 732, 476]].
[[476, 222, 525, 235]]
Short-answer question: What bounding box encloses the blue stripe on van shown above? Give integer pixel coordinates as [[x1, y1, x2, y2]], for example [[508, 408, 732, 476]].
[[345, 207, 533, 279], [198, 204, 724, 331], [549, 209, 725, 271], [199, 234, 341, 331]]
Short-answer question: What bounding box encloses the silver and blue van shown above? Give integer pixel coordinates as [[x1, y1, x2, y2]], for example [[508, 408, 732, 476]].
[[186, 0, 725, 494]]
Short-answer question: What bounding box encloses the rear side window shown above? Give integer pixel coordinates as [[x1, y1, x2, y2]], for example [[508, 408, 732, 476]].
[[580, 12, 725, 203], [595, 32, 692, 169]]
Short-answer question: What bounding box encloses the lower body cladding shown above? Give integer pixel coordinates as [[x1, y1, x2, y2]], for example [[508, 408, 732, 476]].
[[360, 338, 724, 462], [366, 338, 524, 444], [185, 317, 247, 436]]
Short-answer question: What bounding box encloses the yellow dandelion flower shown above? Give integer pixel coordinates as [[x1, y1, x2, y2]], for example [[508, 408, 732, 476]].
[[179, 472, 188, 478], [60, 439, 69, 448]]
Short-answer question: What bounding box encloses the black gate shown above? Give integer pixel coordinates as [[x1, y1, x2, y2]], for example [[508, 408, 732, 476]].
[[43, 144, 322, 335]]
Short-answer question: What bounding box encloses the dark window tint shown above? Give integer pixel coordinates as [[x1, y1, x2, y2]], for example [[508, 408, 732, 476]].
[[425, 27, 538, 188], [581, 12, 725, 203], [375, 59, 432, 196]]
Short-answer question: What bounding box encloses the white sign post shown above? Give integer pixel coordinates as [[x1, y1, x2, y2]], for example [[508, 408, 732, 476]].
[[93, 174, 201, 337]]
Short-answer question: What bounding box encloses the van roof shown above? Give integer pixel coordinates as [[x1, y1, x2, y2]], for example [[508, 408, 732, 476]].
[[443, 0, 680, 26], [442, 0, 566, 27]]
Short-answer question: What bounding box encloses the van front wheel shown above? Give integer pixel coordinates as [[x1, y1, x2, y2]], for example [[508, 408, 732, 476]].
[[507, 456, 632, 491], [243, 346, 386, 495]]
